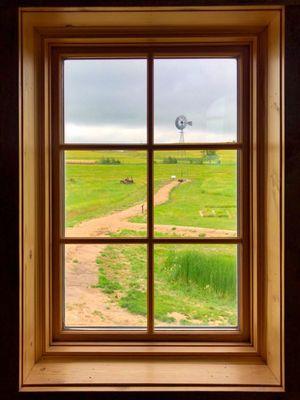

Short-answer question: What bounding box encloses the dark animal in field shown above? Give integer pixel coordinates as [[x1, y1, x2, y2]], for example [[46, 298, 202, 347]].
[[120, 177, 134, 184]]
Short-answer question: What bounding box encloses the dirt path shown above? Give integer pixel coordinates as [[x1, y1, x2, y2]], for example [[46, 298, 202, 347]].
[[65, 244, 146, 326], [65, 180, 181, 237], [65, 180, 236, 327], [65, 180, 182, 326]]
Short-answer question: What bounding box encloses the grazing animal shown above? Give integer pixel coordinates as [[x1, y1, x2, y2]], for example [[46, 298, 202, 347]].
[[120, 177, 134, 184]]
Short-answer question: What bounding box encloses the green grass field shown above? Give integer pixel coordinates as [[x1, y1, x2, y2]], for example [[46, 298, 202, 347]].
[[94, 239, 237, 326], [65, 150, 238, 326], [65, 151, 147, 227], [65, 150, 237, 232]]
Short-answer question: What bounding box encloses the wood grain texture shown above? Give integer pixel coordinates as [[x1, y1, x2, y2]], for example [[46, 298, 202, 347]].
[[20, 6, 38, 379], [50, 44, 250, 343], [265, 11, 284, 383], [24, 357, 279, 388], [16, 3, 285, 396], [1, 2, 300, 400]]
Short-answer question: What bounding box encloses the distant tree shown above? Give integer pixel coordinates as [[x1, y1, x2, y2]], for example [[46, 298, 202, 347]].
[[97, 157, 121, 165], [162, 156, 178, 164], [199, 150, 221, 165]]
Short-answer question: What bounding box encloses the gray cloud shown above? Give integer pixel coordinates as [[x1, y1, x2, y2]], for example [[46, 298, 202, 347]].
[[64, 58, 237, 143], [64, 59, 147, 126]]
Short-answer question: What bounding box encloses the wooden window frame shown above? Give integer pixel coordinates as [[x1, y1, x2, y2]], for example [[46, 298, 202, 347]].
[[52, 45, 249, 343], [19, 6, 284, 392]]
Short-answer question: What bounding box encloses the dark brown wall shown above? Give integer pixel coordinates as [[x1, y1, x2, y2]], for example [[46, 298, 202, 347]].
[[0, 1, 299, 399]]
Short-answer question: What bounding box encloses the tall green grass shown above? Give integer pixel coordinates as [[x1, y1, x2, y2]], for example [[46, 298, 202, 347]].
[[94, 242, 238, 326], [164, 251, 236, 299]]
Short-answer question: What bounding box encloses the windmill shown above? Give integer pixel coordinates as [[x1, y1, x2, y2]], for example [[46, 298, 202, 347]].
[[175, 115, 192, 181], [175, 115, 193, 144]]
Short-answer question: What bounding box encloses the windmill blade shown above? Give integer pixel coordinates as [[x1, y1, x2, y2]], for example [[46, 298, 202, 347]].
[[175, 115, 192, 131]]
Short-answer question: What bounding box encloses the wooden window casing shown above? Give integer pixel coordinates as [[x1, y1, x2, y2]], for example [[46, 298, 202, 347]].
[[52, 45, 250, 343], [20, 6, 284, 391]]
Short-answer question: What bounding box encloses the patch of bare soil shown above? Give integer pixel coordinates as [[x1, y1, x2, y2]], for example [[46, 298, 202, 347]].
[[65, 244, 146, 327], [65, 180, 236, 326]]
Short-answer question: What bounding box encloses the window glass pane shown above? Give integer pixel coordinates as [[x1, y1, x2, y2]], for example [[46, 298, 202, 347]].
[[64, 244, 147, 328], [64, 150, 147, 237], [154, 244, 238, 328], [150, 150, 237, 237], [64, 59, 147, 143], [154, 58, 237, 143]]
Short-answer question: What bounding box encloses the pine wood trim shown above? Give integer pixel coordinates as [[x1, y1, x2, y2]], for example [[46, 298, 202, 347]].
[[50, 43, 250, 343], [19, 5, 284, 392], [21, 356, 280, 390]]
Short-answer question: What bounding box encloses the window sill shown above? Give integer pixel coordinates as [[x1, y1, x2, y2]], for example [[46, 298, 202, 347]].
[[21, 356, 282, 392]]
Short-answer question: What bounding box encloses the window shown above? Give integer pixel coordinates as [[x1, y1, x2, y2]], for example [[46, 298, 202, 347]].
[[20, 6, 284, 391], [53, 49, 249, 341]]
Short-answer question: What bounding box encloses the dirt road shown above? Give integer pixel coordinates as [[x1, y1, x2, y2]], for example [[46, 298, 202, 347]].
[[65, 180, 236, 326]]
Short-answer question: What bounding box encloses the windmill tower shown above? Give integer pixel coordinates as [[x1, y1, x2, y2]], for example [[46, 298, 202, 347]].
[[175, 115, 192, 180]]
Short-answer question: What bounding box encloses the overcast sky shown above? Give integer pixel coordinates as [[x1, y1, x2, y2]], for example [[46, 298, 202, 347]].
[[64, 58, 237, 144]]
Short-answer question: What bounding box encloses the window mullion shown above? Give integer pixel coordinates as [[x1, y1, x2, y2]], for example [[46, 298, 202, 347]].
[[147, 54, 154, 334]]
